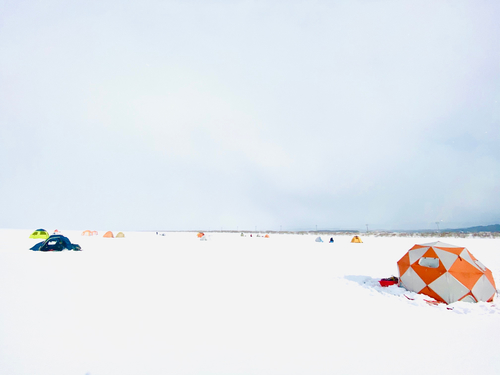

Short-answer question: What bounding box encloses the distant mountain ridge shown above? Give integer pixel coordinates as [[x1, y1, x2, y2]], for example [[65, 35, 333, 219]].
[[446, 224, 500, 233]]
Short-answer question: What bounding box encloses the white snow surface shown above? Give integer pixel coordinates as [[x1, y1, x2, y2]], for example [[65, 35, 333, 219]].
[[1, 229, 499, 375]]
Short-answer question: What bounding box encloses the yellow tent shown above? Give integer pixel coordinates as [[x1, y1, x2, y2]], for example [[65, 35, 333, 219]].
[[351, 235, 363, 243], [29, 229, 49, 239], [116, 232, 125, 238]]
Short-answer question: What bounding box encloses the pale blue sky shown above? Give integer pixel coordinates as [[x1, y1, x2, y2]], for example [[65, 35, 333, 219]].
[[1, 0, 499, 231]]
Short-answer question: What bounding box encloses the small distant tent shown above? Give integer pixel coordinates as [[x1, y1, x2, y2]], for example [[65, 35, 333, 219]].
[[351, 236, 363, 243], [398, 241, 496, 304], [264, 234, 270, 238], [82, 230, 92, 236], [116, 232, 125, 238], [103, 231, 114, 238], [315, 237, 323, 242], [54, 229, 61, 234], [197, 232, 205, 238], [30, 229, 49, 239]]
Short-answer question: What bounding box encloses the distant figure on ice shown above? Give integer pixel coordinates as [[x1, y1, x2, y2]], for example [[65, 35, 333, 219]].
[[329, 238, 334, 243]]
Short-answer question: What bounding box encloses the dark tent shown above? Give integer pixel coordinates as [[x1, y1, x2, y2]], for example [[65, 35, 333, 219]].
[[30, 235, 81, 252]]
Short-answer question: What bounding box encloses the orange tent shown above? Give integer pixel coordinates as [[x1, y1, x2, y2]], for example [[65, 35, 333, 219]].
[[397, 241, 496, 304], [103, 231, 114, 238], [82, 230, 92, 236], [197, 232, 205, 238], [351, 236, 362, 243]]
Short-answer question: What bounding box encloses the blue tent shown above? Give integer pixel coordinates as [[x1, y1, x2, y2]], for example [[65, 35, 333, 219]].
[[30, 235, 81, 252]]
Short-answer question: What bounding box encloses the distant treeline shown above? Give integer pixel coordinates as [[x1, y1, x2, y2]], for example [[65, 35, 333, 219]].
[[370, 231, 500, 238], [187, 224, 500, 238], [444, 224, 500, 233]]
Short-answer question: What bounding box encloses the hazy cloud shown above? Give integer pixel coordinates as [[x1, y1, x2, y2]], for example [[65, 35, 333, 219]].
[[1, 0, 499, 231]]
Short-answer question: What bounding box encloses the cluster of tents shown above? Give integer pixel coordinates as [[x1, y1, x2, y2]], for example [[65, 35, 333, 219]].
[[29, 229, 126, 239], [82, 230, 125, 238], [315, 235, 362, 243], [101, 231, 125, 238], [28, 229, 496, 304], [240, 233, 270, 238], [29, 229, 81, 252], [197, 233, 271, 239], [28, 228, 127, 252]]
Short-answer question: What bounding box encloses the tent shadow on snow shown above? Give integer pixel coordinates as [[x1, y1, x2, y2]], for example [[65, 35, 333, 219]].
[[343, 274, 439, 305], [345, 275, 378, 286], [344, 275, 408, 297], [345, 275, 400, 289]]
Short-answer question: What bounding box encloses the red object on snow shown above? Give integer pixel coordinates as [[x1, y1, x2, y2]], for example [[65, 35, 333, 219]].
[[379, 279, 398, 287]]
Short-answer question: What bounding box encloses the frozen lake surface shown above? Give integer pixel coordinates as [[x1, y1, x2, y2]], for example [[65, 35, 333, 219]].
[[1, 229, 499, 375]]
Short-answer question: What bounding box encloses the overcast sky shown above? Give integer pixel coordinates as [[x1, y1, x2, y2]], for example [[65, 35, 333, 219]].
[[1, 0, 499, 232]]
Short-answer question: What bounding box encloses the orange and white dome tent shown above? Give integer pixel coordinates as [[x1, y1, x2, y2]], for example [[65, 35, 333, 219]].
[[397, 241, 496, 304]]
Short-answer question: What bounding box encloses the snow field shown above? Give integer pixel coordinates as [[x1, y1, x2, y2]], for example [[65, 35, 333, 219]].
[[0, 230, 499, 375]]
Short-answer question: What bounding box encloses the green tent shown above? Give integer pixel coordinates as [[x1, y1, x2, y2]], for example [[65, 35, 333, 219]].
[[29, 229, 49, 239]]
